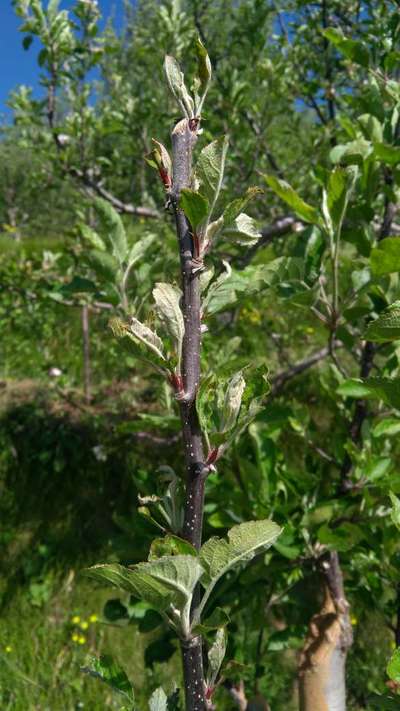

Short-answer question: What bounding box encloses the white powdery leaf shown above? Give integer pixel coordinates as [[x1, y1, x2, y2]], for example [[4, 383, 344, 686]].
[[223, 212, 261, 246], [153, 283, 184, 364], [129, 317, 165, 360], [200, 519, 282, 588], [221, 371, 246, 432]]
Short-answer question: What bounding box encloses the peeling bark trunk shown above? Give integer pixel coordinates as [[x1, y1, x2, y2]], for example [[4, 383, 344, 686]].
[[299, 553, 352, 711]]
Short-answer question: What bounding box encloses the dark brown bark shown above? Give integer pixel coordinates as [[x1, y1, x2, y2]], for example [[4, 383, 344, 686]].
[[170, 117, 206, 710]]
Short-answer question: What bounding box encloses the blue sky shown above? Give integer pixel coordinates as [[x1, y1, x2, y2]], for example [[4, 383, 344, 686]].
[[0, 1, 126, 122]]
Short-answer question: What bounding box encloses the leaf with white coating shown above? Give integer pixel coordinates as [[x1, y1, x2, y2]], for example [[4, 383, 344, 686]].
[[207, 628, 227, 688], [164, 55, 194, 118], [198, 520, 281, 614], [221, 371, 246, 432], [196, 136, 228, 206], [153, 282, 184, 366], [149, 687, 168, 711], [129, 317, 165, 360], [223, 213, 261, 246]]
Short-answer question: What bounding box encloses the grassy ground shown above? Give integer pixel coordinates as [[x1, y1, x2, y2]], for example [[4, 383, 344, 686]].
[[0, 381, 183, 709]]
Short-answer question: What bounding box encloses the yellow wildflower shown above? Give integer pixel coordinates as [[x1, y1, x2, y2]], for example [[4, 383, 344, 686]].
[[78, 635, 86, 645], [71, 615, 81, 625], [80, 621, 89, 630], [5, 645, 12, 653], [350, 615, 357, 626], [89, 614, 98, 624], [71, 633, 79, 642]]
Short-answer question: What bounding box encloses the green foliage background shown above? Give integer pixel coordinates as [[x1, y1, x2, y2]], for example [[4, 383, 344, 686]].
[[1, 0, 400, 709]]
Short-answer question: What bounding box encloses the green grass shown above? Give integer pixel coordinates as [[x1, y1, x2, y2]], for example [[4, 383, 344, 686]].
[[0, 572, 181, 709]]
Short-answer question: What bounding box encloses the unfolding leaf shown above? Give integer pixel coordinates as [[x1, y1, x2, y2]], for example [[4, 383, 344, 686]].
[[180, 189, 209, 230], [110, 317, 168, 376], [149, 687, 168, 711], [128, 317, 166, 360], [365, 301, 400, 342], [193, 608, 230, 635], [153, 283, 184, 364], [206, 628, 227, 688], [221, 371, 246, 432], [263, 175, 320, 225], [223, 213, 261, 246], [164, 55, 194, 118], [194, 37, 212, 92], [81, 654, 134, 702]]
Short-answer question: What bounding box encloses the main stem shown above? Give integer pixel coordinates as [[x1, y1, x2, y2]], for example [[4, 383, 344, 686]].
[[171, 118, 206, 711]]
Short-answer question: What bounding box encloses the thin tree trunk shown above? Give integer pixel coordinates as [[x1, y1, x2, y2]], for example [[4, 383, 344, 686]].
[[299, 552, 352, 711], [170, 117, 206, 710], [82, 304, 91, 403]]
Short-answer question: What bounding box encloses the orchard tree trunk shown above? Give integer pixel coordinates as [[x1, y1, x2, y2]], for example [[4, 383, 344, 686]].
[[299, 552, 352, 711], [170, 117, 207, 710]]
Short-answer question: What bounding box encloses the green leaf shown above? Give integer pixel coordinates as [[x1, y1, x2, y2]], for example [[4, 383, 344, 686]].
[[149, 535, 197, 560], [193, 608, 230, 635], [363, 377, 400, 409], [368, 694, 400, 710], [223, 187, 263, 227], [126, 234, 156, 270], [93, 197, 128, 263], [80, 224, 106, 251], [223, 213, 261, 246], [194, 37, 212, 93], [153, 283, 184, 366], [317, 522, 364, 552], [365, 302, 400, 342], [180, 189, 209, 230], [337, 379, 373, 398], [373, 143, 400, 166], [197, 520, 281, 616], [323, 28, 370, 67], [206, 628, 227, 688], [389, 493, 400, 530], [371, 238, 400, 276], [262, 175, 320, 225], [86, 250, 119, 283], [81, 655, 134, 702], [196, 136, 228, 206], [326, 166, 357, 230], [372, 418, 400, 437], [149, 687, 168, 711], [387, 648, 400, 683]]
